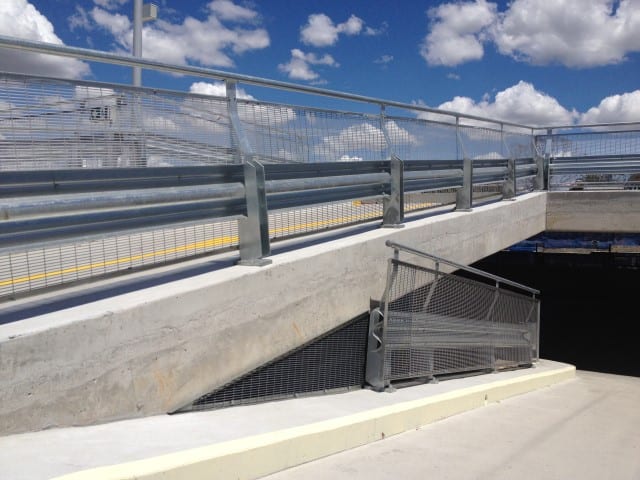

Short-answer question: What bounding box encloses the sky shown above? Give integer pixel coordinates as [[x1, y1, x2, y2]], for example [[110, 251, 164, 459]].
[[1, 0, 640, 127]]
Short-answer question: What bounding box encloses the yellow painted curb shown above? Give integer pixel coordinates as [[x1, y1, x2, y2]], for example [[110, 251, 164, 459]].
[[52, 364, 575, 480]]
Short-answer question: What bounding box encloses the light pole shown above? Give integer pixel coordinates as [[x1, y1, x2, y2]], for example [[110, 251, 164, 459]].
[[132, 1, 157, 87]]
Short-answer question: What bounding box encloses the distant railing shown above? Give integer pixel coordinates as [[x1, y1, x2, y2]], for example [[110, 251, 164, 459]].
[[366, 241, 540, 391], [534, 125, 640, 190]]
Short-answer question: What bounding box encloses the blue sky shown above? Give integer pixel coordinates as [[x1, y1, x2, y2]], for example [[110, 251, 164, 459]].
[[1, 0, 640, 126]]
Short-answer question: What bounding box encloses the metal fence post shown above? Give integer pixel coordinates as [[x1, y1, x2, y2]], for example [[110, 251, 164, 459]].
[[533, 128, 545, 190], [502, 126, 516, 199], [456, 118, 473, 210], [226, 80, 271, 266], [380, 105, 404, 227], [544, 128, 553, 190]]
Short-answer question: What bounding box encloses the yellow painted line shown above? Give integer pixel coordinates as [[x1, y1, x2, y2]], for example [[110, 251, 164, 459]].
[[269, 209, 381, 236], [0, 235, 238, 288], [1, 207, 383, 289]]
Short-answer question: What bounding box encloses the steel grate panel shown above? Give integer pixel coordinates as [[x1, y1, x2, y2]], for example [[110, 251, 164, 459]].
[[177, 314, 369, 412], [368, 256, 538, 389]]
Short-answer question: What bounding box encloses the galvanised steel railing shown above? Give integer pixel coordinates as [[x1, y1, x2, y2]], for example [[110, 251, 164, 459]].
[[534, 125, 640, 190], [0, 35, 637, 298], [366, 241, 540, 391]]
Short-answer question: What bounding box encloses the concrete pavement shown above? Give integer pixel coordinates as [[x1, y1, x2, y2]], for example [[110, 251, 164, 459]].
[[0, 360, 574, 480], [265, 370, 640, 480]]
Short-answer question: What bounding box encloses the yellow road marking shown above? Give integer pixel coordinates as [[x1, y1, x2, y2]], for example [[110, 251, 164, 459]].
[[0, 235, 238, 288], [1, 208, 383, 289]]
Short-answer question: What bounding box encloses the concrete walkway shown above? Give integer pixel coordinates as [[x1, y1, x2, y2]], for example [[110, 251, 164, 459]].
[[0, 360, 575, 480], [265, 370, 640, 480]]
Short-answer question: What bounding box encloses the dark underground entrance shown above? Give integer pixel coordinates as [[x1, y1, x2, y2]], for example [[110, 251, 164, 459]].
[[469, 238, 640, 378]]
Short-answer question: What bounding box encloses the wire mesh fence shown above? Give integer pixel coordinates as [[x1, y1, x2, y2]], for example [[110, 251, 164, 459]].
[[0, 71, 541, 299], [540, 127, 640, 190], [366, 246, 539, 390]]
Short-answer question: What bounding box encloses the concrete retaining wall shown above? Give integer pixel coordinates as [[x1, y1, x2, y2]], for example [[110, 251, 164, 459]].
[[547, 191, 640, 232], [1, 193, 547, 435]]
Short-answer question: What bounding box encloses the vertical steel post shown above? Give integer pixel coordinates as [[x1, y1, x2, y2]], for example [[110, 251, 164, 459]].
[[456, 118, 473, 210], [544, 128, 553, 190], [533, 128, 545, 190], [380, 105, 404, 227], [535, 297, 541, 361], [226, 80, 271, 266], [132, 0, 142, 87], [502, 125, 516, 199]]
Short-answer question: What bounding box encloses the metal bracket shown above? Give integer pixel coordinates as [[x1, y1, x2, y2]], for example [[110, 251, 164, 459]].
[[380, 106, 405, 228], [382, 155, 405, 228], [455, 119, 473, 211], [227, 80, 271, 266], [502, 157, 517, 200], [237, 157, 271, 266], [456, 156, 473, 211]]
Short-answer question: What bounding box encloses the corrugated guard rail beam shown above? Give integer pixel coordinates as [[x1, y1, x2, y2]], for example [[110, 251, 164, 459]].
[[0, 157, 532, 259]]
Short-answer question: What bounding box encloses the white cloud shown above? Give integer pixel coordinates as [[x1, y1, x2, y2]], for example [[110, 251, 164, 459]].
[[492, 0, 640, 67], [93, 0, 129, 11], [580, 90, 640, 124], [300, 13, 365, 47], [0, 0, 90, 78], [86, 1, 269, 68], [365, 22, 388, 36], [208, 0, 258, 22], [418, 81, 577, 127], [68, 6, 93, 31], [421, 0, 497, 66], [421, 0, 640, 68], [189, 81, 254, 100], [189, 81, 296, 127], [91, 7, 130, 37], [316, 121, 417, 161], [374, 54, 394, 65], [278, 48, 338, 81], [338, 155, 363, 162], [447, 73, 461, 80]]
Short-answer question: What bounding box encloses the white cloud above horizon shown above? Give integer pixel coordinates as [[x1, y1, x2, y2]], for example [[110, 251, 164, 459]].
[[300, 13, 365, 47], [580, 90, 640, 124], [421, 0, 496, 66], [422, 0, 640, 68], [278, 48, 339, 81], [0, 0, 90, 78], [75, 0, 269, 68], [417, 81, 578, 126]]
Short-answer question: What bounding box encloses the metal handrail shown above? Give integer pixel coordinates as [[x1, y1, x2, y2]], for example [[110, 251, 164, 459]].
[[0, 35, 531, 130], [385, 240, 540, 295]]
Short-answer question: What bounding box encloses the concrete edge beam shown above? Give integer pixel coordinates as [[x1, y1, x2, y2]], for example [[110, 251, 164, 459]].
[[0, 193, 548, 435], [51, 364, 575, 480], [546, 191, 640, 232]]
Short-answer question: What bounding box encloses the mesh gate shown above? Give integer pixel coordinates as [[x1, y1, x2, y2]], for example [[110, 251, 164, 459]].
[[366, 242, 540, 391]]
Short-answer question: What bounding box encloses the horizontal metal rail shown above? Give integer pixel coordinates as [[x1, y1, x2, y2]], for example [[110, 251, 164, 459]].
[[385, 240, 540, 295], [0, 35, 531, 130]]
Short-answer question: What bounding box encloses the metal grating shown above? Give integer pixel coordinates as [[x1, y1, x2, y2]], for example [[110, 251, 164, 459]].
[[176, 314, 369, 412], [366, 246, 539, 391]]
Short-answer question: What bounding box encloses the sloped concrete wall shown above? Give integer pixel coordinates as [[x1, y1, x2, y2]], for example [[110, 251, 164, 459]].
[[0, 193, 547, 435]]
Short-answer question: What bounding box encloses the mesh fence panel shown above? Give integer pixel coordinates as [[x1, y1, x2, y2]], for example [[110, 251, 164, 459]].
[[540, 128, 640, 190], [0, 220, 238, 299], [374, 259, 538, 385], [0, 75, 236, 170]]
